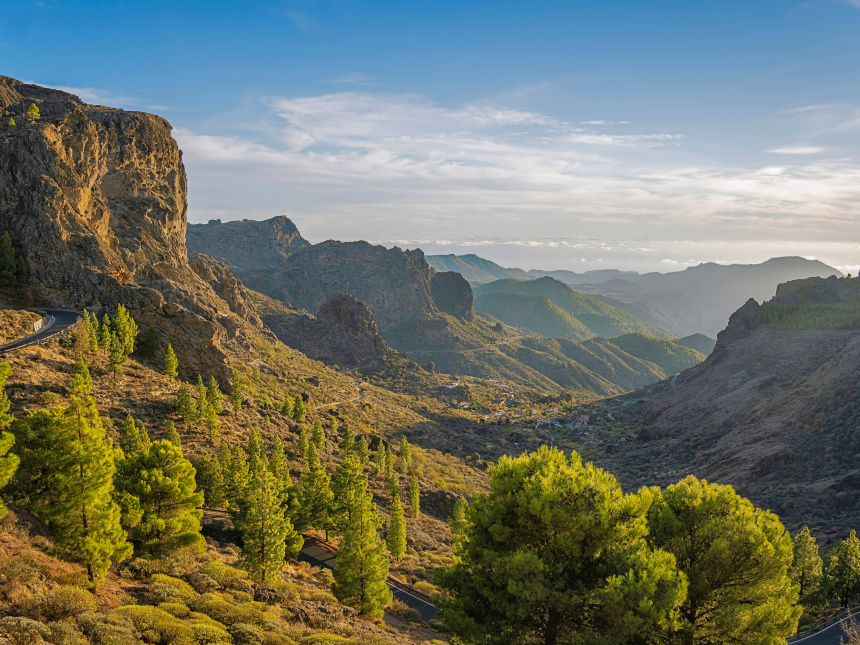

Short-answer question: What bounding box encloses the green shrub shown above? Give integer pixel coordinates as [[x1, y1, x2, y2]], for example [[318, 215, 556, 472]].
[[189, 619, 232, 644], [45, 620, 89, 645], [0, 616, 51, 645], [149, 574, 197, 603], [301, 589, 338, 604], [51, 571, 88, 588], [190, 594, 269, 627], [299, 635, 351, 645], [158, 602, 190, 618], [201, 562, 251, 591], [116, 605, 195, 644], [229, 623, 265, 645], [316, 569, 335, 586], [0, 557, 47, 588], [75, 611, 140, 645], [42, 585, 97, 621], [386, 598, 420, 622]]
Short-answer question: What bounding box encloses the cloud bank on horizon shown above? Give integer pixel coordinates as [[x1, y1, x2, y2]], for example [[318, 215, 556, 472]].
[[173, 90, 860, 272]]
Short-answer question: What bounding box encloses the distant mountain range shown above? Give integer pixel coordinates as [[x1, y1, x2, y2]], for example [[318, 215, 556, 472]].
[[426, 254, 531, 284], [430, 254, 841, 337]]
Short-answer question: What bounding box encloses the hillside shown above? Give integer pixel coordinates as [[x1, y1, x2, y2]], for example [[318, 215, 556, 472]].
[[535, 257, 840, 337], [186, 216, 310, 274], [585, 275, 860, 542], [474, 276, 672, 338], [425, 253, 531, 284], [472, 292, 594, 340]]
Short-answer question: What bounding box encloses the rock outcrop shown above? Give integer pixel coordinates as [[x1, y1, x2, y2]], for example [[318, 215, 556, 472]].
[[262, 293, 391, 372], [430, 271, 474, 320], [243, 241, 442, 330], [187, 216, 309, 273], [0, 76, 260, 377]]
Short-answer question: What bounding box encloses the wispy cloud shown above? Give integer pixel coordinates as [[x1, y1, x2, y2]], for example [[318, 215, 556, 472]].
[[46, 84, 168, 113], [322, 73, 380, 86], [768, 146, 824, 154]]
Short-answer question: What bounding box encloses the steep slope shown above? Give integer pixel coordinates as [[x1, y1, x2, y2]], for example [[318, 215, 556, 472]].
[[0, 76, 260, 377], [473, 292, 593, 340], [474, 277, 672, 338], [674, 333, 716, 355], [426, 253, 532, 284], [604, 333, 707, 375], [535, 257, 840, 337], [596, 275, 860, 540], [186, 215, 310, 273]]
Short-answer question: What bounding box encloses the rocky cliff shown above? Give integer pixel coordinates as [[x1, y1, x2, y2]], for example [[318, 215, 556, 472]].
[[0, 76, 260, 376], [598, 275, 860, 540], [263, 293, 393, 372], [187, 216, 309, 273]]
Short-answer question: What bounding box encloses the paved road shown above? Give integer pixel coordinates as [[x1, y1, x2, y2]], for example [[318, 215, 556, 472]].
[[0, 308, 82, 354], [791, 611, 858, 645], [298, 539, 438, 622]]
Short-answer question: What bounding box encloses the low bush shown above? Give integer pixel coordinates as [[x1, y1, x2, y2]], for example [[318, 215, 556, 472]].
[[299, 634, 351, 645], [386, 598, 421, 622], [75, 611, 140, 645], [0, 616, 51, 645], [149, 574, 197, 603], [190, 594, 269, 627], [157, 602, 190, 618], [201, 561, 251, 591], [229, 622, 265, 645], [116, 605, 195, 645], [45, 620, 89, 645], [189, 619, 232, 644], [42, 585, 97, 621]]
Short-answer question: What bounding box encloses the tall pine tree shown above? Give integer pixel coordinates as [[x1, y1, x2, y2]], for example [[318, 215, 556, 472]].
[[333, 474, 392, 617], [238, 465, 300, 583], [45, 376, 131, 586], [387, 492, 407, 560], [163, 344, 178, 380], [331, 452, 363, 536], [0, 363, 19, 519], [207, 376, 223, 413], [119, 414, 143, 456], [292, 395, 306, 421], [117, 440, 204, 554], [297, 443, 333, 537]]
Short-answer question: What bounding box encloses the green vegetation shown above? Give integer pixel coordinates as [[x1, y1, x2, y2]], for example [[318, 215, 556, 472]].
[[0, 363, 18, 519], [0, 232, 26, 288], [606, 333, 707, 375], [825, 530, 860, 607], [386, 492, 406, 560], [752, 298, 860, 330], [26, 103, 40, 123], [791, 526, 823, 606], [163, 343, 178, 379], [438, 446, 687, 645]]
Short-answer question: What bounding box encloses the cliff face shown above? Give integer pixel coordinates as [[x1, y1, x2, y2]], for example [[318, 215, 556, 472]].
[[187, 216, 310, 273], [599, 276, 860, 540], [0, 76, 259, 376], [244, 241, 443, 330]]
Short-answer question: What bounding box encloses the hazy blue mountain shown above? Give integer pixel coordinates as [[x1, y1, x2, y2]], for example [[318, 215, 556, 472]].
[[426, 253, 532, 284]]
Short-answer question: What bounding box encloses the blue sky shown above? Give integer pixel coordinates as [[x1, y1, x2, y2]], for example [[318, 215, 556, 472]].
[[4, 0, 860, 272]]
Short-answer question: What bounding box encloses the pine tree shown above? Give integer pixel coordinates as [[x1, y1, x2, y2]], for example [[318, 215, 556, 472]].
[[238, 465, 300, 583], [203, 403, 219, 439], [138, 422, 151, 451], [165, 421, 181, 449], [292, 395, 306, 421], [373, 445, 384, 476], [195, 375, 208, 420], [26, 102, 40, 123], [312, 420, 326, 452], [119, 414, 143, 456], [268, 437, 288, 485], [0, 363, 19, 519], [195, 454, 226, 509], [247, 428, 264, 475], [44, 376, 131, 586], [329, 416, 338, 437], [339, 424, 355, 454], [398, 435, 412, 474], [108, 331, 126, 379], [207, 376, 223, 413], [74, 356, 92, 394], [99, 314, 111, 350], [387, 492, 407, 560], [113, 304, 138, 357], [791, 526, 823, 606], [280, 393, 293, 417], [117, 440, 204, 554], [85, 312, 98, 353], [408, 475, 420, 517], [448, 496, 469, 558], [231, 370, 243, 413], [175, 384, 194, 426], [331, 452, 363, 536], [384, 444, 393, 481], [356, 435, 370, 468], [297, 443, 333, 536], [826, 530, 860, 607], [224, 444, 250, 510], [7, 117, 14, 131], [332, 476, 392, 617], [298, 425, 309, 458], [163, 344, 178, 380], [387, 470, 400, 503]]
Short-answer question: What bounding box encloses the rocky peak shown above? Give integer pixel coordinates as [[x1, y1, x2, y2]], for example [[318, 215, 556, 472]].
[[709, 297, 760, 361], [186, 216, 310, 273], [430, 271, 474, 319], [317, 293, 379, 338], [0, 76, 260, 377]]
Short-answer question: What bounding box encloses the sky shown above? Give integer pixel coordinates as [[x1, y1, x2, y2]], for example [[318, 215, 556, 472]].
[[4, 0, 860, 273]]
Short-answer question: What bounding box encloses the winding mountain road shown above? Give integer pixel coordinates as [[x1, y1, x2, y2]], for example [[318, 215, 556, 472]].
[[790, 611, 858, 645], [0, 308, 82, 354]]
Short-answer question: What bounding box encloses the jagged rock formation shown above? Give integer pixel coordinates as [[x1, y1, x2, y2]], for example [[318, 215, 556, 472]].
[[187, 216, 309, 273], [262, 293, 392, 372], [600, 275, 860, 540], [0, 76, 260, 377], [243, 240, 446, 330], [430, 271, 474, 320]]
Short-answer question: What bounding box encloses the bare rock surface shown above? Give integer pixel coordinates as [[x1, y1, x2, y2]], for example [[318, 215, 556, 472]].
[[0, 76, 259, 377]]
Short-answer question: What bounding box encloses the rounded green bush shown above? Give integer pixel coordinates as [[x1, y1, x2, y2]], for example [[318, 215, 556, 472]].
[[42, 585, 97, 621]]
